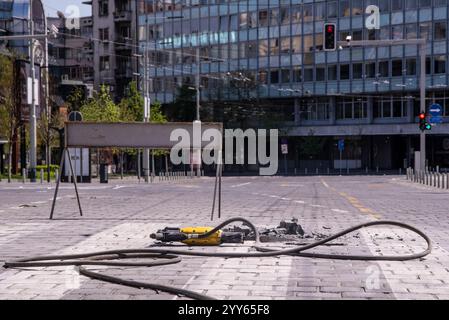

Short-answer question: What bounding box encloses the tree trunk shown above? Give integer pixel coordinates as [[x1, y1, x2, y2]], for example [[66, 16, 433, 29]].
[[7, 142, 12, 183]]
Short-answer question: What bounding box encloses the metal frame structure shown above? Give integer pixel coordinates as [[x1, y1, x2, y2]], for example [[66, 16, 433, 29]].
[[49, 121, 223, 220]]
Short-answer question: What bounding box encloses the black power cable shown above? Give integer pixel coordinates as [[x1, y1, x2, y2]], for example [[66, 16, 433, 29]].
[[3, 218, 432, 300]]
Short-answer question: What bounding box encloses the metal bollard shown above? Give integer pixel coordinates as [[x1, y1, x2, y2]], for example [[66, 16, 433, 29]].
[[22, 168, 26, 183], [316, 168, 319, 175], [327, 168, 330, 175], [294, 168, 297, 175], [40, 168, 44, 184], [305, 168, 308, 175], [366, 167, 369, 174], [55, 169, 59, 183], [399, 168, 402, 175]]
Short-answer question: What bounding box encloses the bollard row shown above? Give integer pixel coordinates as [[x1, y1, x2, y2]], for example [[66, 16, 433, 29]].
[[406, 167, 449, 190]]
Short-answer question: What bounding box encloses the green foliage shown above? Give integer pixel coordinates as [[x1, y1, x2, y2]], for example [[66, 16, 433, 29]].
[[67, 87, 86, 112], [80, 85, 121, 122], [119, 81, 144, 122]]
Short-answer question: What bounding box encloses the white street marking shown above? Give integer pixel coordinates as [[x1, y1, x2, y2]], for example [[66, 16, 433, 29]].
[[294, 200, 306, 204], [331, 209, 349, 213], [230, 182, 252, 188]]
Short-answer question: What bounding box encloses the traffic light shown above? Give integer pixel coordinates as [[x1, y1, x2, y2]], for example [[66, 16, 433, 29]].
[[419, 112, 432, 131], [324, 23, 337, 51]]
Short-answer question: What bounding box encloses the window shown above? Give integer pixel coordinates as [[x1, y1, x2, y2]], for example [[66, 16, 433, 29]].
[[303, 4, 313, 22], [316, 66, 325, 81], [392, 25, 403, 40], [434, 22, 447, 40], [392, 60, 403, 77], [327, 1, 337, 19], [269, 38, 279, 56], [270, 69, 279, 84], [434, 56, 446, 74], [406, 59, 417, 75], [366, 63, 376, 78], [239, 13, 248, 29], [391, 0, 403, 11], [406, 0, 417, 9], [292, 36, 301, 53], [258, 70, 268, 84], [379, 61, 389, 77], [420, 22, 432, 40], [379, 0, 390, 11], [291, 6, 301, 24], [259, 40, 269, 57], [249, 12, 257, 28], [328, 65, 337, 80], [280, 7, 289, 25], [352, 0, 363, 15], [281, 69, 290, 83], [99, 28, 109, 41], [353, 63, 363, 79], [340, 0, 350, 17], [246, 42, 257, 58], [420, 0, 431, 7], [280, 37, 290, 54], [303, 67, 314, 82], [293, 68, 302, 82], [340, 64, 350, 80], [259, 10, 268, 27], [100, 56, 110, 71], [99, 0, 108, 16], [270, 9, 279, 26], [314, 2, 325, 20], [405, 24, 417, 39]]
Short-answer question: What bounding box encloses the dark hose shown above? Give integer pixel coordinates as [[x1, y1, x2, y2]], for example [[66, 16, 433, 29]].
[[3, 218, 432, 300]]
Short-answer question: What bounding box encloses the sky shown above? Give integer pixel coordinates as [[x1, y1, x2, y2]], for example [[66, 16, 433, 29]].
[[42, 0, 92, 17]]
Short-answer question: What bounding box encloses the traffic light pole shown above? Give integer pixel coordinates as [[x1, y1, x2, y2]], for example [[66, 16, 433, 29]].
[[338, 38, 427, 171]]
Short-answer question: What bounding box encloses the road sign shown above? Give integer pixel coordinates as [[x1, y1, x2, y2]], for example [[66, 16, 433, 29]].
[[429, 103, 443, 124], [281, 144, 288, 155], [338, 139, 345, 152], [68, 111, 83, 122]]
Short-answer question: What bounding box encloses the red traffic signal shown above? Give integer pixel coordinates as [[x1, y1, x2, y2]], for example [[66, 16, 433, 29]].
[[324, 23, 337, 51], [418, 112, 431, 131]]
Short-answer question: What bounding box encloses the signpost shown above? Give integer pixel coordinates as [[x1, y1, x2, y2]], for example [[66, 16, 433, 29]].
[[429, 103, 443, 124], [281, 139, 288, 175]]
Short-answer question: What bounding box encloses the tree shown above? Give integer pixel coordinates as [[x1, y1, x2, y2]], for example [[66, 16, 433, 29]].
[[0, 53, 18, 182], [67, 86, 86, 112], [118, 81, 144, 122], [80, 85, 121, 122]]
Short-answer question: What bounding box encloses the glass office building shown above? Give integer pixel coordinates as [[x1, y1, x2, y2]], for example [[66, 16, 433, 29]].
[[139, 0, 449, 171]]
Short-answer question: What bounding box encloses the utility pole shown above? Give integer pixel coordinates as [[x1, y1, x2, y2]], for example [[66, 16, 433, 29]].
[[338, 38, 427, 171], [195, 47, 201, 177], [29, 0, 37, 182], [142, 43, 150, 183]]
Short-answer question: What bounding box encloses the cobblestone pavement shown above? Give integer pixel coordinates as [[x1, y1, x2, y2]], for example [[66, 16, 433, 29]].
[[0, 175, 448, 300]]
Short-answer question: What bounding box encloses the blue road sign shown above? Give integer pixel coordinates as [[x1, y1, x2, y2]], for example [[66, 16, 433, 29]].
[[338, 139, 345, 152], [429, 103, 443, 124]]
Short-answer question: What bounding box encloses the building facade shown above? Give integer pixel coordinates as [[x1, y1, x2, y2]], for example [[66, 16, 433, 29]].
[[139, 0, 449, 171], [87, 0, 139, 99], [47, 15, 94, 103]]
